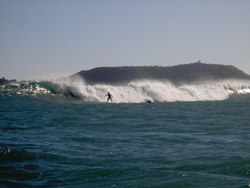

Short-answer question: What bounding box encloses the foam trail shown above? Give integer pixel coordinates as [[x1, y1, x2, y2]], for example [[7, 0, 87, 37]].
[[57, 78, 250, 103]]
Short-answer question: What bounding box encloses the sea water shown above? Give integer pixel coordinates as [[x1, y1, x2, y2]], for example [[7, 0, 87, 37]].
[[1, 79, 250, 187]]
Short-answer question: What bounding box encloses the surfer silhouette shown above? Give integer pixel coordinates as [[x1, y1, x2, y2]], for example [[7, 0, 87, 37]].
[[105, 92, 113, 102], [146, 100, 152, 103]]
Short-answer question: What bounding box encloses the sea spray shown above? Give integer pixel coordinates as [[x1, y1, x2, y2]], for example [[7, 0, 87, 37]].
[[54, 78, 250, 103]]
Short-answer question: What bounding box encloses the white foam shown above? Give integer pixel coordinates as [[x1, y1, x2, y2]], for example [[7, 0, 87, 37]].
[[56, 78, 250, 103]]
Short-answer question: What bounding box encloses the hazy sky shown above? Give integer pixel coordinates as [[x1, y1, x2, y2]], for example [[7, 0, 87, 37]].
[[1, 0, 250, 80]]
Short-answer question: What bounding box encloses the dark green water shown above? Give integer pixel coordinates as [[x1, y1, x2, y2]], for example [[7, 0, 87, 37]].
[[1, 94, 250, 187]]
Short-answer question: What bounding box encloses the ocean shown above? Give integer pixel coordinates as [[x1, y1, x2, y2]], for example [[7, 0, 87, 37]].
[[1, 79, 250, 187]]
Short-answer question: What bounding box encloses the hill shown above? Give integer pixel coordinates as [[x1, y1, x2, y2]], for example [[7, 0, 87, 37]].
[[72, 62, 250, 85], [0, 77, 17, 85]]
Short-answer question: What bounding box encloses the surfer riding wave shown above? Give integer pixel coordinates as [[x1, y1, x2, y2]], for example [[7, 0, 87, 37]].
[[105, 92, 113, 102]]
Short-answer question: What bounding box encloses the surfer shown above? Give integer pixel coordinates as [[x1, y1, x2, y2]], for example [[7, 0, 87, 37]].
[[105, 92, 113, 102], [146, 100, 153, 103]]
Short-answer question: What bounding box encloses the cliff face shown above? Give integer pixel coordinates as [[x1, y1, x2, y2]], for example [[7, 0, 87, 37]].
[[72, 62, 250, 85]]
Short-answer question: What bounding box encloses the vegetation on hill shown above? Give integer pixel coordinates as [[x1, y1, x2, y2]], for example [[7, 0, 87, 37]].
[[73, 62, 250, 85]]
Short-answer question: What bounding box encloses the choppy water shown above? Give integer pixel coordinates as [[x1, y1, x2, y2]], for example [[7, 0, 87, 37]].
[[1, 80, 250, 187]]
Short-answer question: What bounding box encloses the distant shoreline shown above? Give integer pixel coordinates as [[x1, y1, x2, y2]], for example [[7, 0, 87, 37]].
[[0, 77, 17, 86], [2, 62, 250, 86]]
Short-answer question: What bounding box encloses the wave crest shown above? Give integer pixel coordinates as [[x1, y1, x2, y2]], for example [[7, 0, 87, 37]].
[[1, 78, 250, 103], [55, 78, 250, 103]]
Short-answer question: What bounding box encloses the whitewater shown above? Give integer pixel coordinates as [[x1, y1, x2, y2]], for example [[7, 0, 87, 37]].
[[68, 79, 250, 103], [1, 78, 250, 103]]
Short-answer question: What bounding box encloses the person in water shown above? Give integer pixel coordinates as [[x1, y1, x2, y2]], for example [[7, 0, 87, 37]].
[[105, 92, 113, 102]]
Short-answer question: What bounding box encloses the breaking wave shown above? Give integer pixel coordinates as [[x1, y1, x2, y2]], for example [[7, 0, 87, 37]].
[[1, 77, 250, 103]]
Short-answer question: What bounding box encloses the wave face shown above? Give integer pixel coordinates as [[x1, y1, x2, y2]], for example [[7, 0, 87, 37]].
[[1, 78, 250, 103]]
